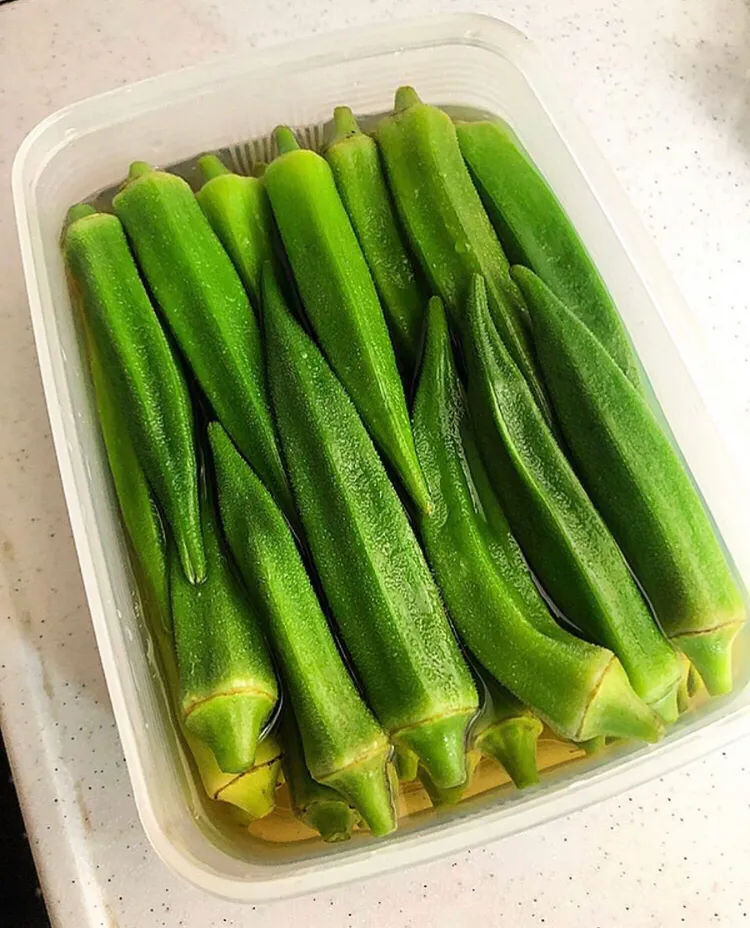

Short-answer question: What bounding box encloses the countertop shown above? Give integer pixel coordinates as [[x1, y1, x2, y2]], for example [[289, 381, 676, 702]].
[[2, 0, 750, 925]]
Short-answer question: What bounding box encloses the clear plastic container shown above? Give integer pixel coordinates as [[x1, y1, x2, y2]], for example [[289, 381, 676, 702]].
[[12, 13, 750, 904]]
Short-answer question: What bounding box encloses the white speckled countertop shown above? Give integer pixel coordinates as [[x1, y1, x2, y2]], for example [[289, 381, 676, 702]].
[[1, 0, 750, 925]]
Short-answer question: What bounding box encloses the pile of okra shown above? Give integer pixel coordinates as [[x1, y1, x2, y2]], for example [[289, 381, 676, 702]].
[[63, 86, 746, 842]]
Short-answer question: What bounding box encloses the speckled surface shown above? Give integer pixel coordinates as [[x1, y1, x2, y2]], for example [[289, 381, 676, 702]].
[[1, 0, 750, 925]]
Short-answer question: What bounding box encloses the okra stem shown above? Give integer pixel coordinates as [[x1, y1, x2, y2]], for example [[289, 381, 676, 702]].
[[197, 153, 231, 181], [66, 203, 96, 225], [419, 752, 480, 807], [128, 160, 153, 180], [274, 125, 301, 155], [280, 710, 360, 843], [332, 105, 362, 139], [394, 85, 421, 113], [393, 745, 419, 782], [473, 680, 542, 789]]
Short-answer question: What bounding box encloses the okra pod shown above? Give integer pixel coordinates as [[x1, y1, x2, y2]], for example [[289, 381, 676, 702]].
[[264, 264, 479, 790], [209, 421, 396, 836], [456, 119, 641, 387], [514, 265, 746, 694], [64, 204, 205, 584], [112, 165, 293, 521], [265, 127, 430, 513], [465, 275, 682, 721], [325, 106, 428, 374], [375, 88, 552, 423], [196, 153, 275, 309], [169, 486, 279, 774], [413, 295, 663, 742]]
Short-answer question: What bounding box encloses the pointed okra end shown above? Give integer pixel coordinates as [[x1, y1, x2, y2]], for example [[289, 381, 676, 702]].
[[393, 744, 419, 782], [273, 125, 301, 155], [581, 736, 607, 756], [304, 799, 360, 843], [198, 153, 231, 182], [192, 732, 282, 819], [674, 620, 743, 696], [687, 664, 704, 698], [475, 716, 543, 790], [395, 709, 474, 791], [128, 160, 155, 180], [216, 761, 279, 820], [66, 203, 97, 226], [175, 529, 207, 586], [651, 682, 681, 725], [332, 105, 362, 141], [578, 658, 664, 744], [419, 751, 480, 807], [324, 744, 398, 837], [185, 690, 275, 774], [394, 85, 423, 113]]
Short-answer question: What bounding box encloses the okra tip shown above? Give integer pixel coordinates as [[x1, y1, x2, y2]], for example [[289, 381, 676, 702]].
[[475, 716, 543, 790], [176, 532, 207, 586], [65, 203, 97, 226], [197, 153, 230, 182], [324, 747, 398, 837], [419, 751, 480, 807], [650, 685, 681, 726], [127, 160, 155, 180], [394, 85, 422, 113], [673, 619, 743, 697], [209, 735, 282, 819], [395, 710, 474, 791], [273, 125, 301, 155], [577, 658, 664, 744], [305, 800, 360, 843], [185, 690, 275, 775], [580, 735, 607, 756], [393, 744, 419, 783], [332, 105, 362, 140]]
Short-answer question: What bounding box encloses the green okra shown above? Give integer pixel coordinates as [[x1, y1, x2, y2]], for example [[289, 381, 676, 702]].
[[375, 87, 552, 424], [190, 728, 282, 821], [581, 736, 607, 756], [209, 421, 396, 836], [419, 751, 480, 808], [112, 164, 293, 521], [84, 332, 171, 636], [473, 677, 543, 790], [280, 710, 361, 843], [456, 120, 641, 387], [264, 263, 479, 790], [265, 127, 430, 513], [413, 295, 662, 742], [169, 486, 279, 775], [513, 265, 746, 695], [64, 204, 204, 585], [196, 154, 275, 309], [464, 274, 682, 721], [87, 322, 280, 818], [393, 745, 419, 783], [325, 106, 428, 374]]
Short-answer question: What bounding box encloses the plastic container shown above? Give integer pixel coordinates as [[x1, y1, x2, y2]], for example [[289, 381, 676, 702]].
[[12, 13, 750, 903]]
